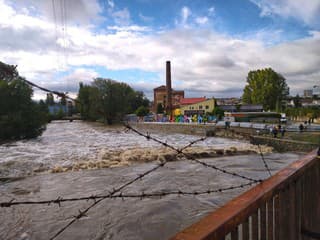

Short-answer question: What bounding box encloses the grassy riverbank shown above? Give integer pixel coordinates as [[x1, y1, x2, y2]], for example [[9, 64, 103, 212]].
[[285, 132, 320, 145]]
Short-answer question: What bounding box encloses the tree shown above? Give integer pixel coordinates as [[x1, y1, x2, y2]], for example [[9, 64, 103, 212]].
[[156, 103, 164, 114], [0, 61, 47, 140], [77, 78, 148, 124], [77, 83, 101, 121], [293, 94, 302, 108], [242, 68, 289, 111], [45, 93, 55, 105], [129, 91, 150, 112], [211, 106, 224, 120], [135, 106, 149, 117]]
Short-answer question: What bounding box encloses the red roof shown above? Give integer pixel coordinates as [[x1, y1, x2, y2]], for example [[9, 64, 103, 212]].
[[180, 97, 206, 105]]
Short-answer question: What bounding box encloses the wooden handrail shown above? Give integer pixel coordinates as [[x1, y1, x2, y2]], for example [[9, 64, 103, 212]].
[[170, 149, 319, 240]]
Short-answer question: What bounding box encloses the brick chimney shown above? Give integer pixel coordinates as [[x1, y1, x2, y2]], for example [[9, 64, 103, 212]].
[[166, 61, 172, 116]]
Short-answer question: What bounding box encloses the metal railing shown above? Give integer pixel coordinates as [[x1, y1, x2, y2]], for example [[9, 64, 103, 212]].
[[170, 149, 320, 240]]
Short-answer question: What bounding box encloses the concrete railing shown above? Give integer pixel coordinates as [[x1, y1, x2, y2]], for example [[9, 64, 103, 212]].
[[170, 150, 320, 240]]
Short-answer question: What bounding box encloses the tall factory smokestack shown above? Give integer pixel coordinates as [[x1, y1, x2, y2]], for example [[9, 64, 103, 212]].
[[166, 61, 172, 117]]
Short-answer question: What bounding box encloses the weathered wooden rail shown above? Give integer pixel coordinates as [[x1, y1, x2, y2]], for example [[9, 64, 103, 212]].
[[170, 149, 320, 240]]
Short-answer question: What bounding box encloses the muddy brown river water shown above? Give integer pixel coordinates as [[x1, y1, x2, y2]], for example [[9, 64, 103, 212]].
[[0, 121, 302, 240]]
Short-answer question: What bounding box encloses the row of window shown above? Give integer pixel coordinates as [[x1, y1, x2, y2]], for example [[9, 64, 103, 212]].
[[189, 105, 209, 110]]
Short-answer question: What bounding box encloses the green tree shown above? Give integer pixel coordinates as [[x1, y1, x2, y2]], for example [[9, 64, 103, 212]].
[[77, 83, 101, 121], [0, 62, 47, 140], [293, 94, 302, 108], [156, 103, 164, 114], [129, 91, 150, 112], [135, 106, 149, 117], [45, 93, 55, 105], [242, 68, 289, 111], [77, 78, 147, 124], [93, 78, 136, 124], [211, 106, 224, 120]]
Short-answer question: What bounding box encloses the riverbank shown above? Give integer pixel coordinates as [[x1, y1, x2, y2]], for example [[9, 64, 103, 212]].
[[131, 122, 319, 153], [0, 121, 270, 178]]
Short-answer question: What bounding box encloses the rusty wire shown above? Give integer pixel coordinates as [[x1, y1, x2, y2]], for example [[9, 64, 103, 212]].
[[125, 124, 263, 183], [47, 128, 211, 239], [4, 79, 269, 239], [257, 144, 272, 177], [48, 161, 167, 240], [0, 181, 257, 208], [22, 78, 77, 102]]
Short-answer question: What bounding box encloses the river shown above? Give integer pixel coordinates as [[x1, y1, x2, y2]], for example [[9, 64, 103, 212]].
[[0, 121, 302, 240]]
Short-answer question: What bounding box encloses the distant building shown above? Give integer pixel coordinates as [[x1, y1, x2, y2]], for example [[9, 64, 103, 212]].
[[215, 98, 241, 105], [180, 97, 206, 106], [304, 89, 313, 98], [153, 85, 184, 112], [180, 98, 215, 116], [153, 61, 185, 114], [219, 104, 263, 112], [225, 112, 280, 123]]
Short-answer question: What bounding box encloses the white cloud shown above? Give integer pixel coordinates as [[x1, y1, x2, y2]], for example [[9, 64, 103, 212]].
[[107, 25, 150, 32], [195, 17, 208, 25], [63, 68, 99, 83], [0, 0, 319, 99], [251, 0, 320, 27], [139, 13, 153, 22], [4, 0, 103, 25], [181, 6, 191, 26], [112, 8, 131, 25], [208, 7, 215, 16]]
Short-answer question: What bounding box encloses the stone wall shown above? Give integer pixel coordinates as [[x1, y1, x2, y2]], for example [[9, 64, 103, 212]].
[[131, 122, 318, 153], [131, 122, 257, 140], [250, 136, 318, 152], [131, 122, 213, 136]]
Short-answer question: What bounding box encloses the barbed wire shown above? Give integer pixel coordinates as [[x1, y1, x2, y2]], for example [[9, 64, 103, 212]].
[[124, 124, 263, 183], [22, 78, 76, 102], [179, 136, 207, 151], [48, 128, 211, 239], [0, 181, 257, 208], [257, 144, 272, 177], [2, 78, 271, 239], [48, 160, 169, 240]]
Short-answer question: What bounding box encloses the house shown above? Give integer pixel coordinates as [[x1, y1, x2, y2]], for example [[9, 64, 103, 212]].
[[180, 97, 206, 106], [179, 98, 215, 116]]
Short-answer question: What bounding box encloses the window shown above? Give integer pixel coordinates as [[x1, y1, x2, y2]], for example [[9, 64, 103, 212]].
[[205, 105, 209, 109], [199, 105, 203, 109]]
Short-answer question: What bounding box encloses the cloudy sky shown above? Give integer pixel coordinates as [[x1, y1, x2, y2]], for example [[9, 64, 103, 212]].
[[0, 0, 319, 100]]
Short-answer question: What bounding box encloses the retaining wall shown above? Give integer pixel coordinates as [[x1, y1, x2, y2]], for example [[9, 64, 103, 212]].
[[250, 135, 318, 152], [131, 122, 214, 136], [131, 122, 318, 152]]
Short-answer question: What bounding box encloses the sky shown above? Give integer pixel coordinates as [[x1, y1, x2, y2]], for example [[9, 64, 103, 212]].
[[0, 0, 319, 100]]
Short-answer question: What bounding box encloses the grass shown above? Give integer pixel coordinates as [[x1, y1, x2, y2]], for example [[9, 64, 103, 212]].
[[285, 132, 320, 145]]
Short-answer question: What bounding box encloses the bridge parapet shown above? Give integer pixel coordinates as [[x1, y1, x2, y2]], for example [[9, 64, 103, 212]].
[[170, 149, 320, 240]]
